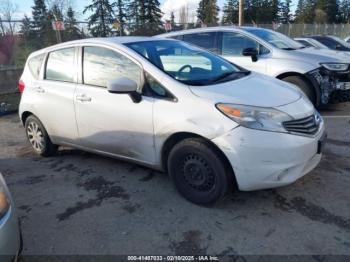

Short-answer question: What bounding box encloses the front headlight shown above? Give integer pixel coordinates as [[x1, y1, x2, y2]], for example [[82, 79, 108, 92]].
[[320, 63, 349, 71], [216, 104, 293, 132], [0, 190, 10, 220]]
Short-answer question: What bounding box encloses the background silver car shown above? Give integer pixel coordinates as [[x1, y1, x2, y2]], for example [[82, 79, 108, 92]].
[[160, 27, 350, 106], [0, 172, 21, 261]]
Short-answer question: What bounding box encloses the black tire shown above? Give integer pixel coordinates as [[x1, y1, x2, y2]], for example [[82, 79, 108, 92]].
[[282, 76, 316, 104], [167, 138, 233, 205], [24, 115, 58, 157]]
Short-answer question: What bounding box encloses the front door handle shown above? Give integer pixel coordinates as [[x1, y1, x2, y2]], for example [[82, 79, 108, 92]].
[[34, 86, 45, 93], [76, 94, 92, 102]]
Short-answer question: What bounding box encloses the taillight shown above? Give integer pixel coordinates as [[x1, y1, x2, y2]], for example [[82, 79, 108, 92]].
[[18, 79, 25, 93]]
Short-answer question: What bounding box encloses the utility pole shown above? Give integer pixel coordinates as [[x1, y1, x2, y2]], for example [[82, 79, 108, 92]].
[[239, 0, 244, 26]]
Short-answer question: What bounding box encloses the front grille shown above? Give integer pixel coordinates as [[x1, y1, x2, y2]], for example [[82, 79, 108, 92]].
[[283, 114, 321, 135], [337, 72, 350, 83]]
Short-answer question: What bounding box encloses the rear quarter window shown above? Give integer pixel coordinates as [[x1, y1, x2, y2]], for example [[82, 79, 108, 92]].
[[28, 54, 45, 79], [183, 32, 218, 53], [45, 47, 76, 83]]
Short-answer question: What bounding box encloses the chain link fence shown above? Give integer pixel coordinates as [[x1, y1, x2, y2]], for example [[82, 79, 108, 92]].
[[1, 21, 350, 114]]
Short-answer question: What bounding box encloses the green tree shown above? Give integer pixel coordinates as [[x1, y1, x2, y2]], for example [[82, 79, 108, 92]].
[[128, 0, 163, 35], [295, 0, 316, 23], [197, 0, 220, 26], [127, 0, 145, 34], [222, 0, 238, 24], [315, 0, 339, 23], [16, 15, 35, 66], [145, 0, 163, 34], [279, 0, 292, 23], [64, 7, 81, 40], [83, 0, 115, 37], [114, 0, 127, 35], [244, 0, 280, 24], [170, 11, 175, 27], [31, 0, 52, 47], [339, 0, 350, 22]]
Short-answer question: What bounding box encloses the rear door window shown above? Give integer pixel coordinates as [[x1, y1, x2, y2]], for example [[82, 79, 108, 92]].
[[183, 32, 218, 53], [45, 48, 76, 82], [28, 54, 45, 79]]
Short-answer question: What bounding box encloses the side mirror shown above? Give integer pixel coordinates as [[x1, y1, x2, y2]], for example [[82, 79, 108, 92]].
[[107, 77, 138, 93], [107, 77, 141, 103], [242, 47, 258, 62], [335, 44, 342, 51]]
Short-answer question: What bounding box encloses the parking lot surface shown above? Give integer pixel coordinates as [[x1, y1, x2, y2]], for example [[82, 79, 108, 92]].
[[0, 103, 349, 256]]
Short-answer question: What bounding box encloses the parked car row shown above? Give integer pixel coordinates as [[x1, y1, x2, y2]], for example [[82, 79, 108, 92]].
[[4, 26, 350, 258], [159, 27, 350, 105]]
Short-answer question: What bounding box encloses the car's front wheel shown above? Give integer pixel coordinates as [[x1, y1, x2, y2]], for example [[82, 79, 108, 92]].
[[25, 115, 58, 157], [167, 138, 233, 205]]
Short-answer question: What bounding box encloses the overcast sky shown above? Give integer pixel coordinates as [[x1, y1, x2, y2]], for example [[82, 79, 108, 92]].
[[10, 0, 298, 21]]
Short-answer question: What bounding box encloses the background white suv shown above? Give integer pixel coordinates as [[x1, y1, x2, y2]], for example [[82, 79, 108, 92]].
[[160, 27, 350, 106]]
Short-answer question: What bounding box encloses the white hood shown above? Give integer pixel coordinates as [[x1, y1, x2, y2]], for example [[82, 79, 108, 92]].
[[295, 47, 350, 63], [189, 73, 301, 108]]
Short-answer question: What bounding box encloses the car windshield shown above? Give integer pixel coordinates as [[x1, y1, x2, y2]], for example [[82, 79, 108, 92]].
[[125, 40, 248, 86], [329, 36, 350, 48], [312, 36, 350, 51], [245, 28, 305, 50], [308, 39, 329, 49]]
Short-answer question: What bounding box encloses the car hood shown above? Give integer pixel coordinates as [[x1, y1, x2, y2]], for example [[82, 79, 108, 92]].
[[292, 47, 350, 63], [189, 73, 301, 107]]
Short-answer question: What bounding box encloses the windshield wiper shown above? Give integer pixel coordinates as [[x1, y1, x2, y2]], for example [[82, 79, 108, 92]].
[[209, 71, 237, 84], [281, 47, 297, 50]]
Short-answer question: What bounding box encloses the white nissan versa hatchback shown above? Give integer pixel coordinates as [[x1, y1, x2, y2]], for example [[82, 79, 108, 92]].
[[19, 37, 326, 204]]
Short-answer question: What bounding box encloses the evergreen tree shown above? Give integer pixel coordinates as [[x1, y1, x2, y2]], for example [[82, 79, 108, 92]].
[[145, 0, 163, 34], [244, 0, 280, 24], [315, 0, 339, 23], [83, 0, 115, 37], [64, 7, 81, 40], [31, 0, 52, 47], [19, 15, 32, 41], [127, 0, 140, 32], [222, 0, 238, 25], [279, 0, 292, 23], [197, 0, 220, 26], [295, 0, 316, 23], [128, 0, 163, 35], [170, 11, 175, 27], [49, 4, 67, 43], [339, 0, 350, 23], [49, 4, 63, 21], [115, 0, 128, 35]]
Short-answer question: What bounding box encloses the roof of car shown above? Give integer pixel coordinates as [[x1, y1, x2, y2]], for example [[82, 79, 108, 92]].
[[30, 36, 173, 57], [157, 26, 270, 37]]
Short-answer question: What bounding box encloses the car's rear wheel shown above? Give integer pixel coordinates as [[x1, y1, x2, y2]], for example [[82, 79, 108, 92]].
[[167, 138, 233, 205], [282, 76, 316, 104], [25, 115, 58, 157]]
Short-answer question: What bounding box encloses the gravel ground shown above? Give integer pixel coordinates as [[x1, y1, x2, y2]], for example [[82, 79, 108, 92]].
[[0, 103, 349, 258]]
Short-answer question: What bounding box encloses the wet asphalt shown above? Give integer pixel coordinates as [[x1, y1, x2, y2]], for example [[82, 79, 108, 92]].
[[0, 103, 349, 256]]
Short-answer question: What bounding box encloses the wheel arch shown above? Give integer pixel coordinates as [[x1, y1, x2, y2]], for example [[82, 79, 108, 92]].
[[21, 111, 33, 126], [276, 72, 321, 106], [161, 132, 237, 186]]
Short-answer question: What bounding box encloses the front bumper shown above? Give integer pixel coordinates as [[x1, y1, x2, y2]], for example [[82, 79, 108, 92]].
[[212, 123, 326, 191], [308, 69, 350, 104], [0, 207, 21, 262]]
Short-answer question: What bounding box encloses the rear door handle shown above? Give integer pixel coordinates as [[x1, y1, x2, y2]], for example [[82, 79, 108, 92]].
[[34, 86, 45, 93], [76, 94, 92, 102]]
